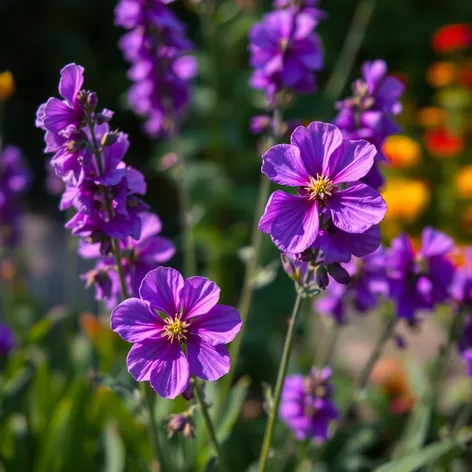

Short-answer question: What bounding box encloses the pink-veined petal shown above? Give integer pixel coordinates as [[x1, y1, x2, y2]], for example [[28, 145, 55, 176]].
[[326, 140, 376, 184], [111, 298, 164, 342], [328, 184, 387, 234], [187, 335, 230, 381], [179, 277, 220, 319], [126, 338, 167, 381], [191, 304, 242, 345], [139, 267, 184, 315], [262, 144, 310, 187]]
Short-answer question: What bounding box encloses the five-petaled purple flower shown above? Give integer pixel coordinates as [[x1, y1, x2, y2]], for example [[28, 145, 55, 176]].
[[111, 267, 242, 398], [248, 8, 323, 100], [259, 122, 387, 254], [316, 247, 388, 324], [280, 367, 338, 441], [335, 60, 405, 189], [386, 227, 455, 322]]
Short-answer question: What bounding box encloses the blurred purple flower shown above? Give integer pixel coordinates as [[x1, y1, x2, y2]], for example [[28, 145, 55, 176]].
[[111, 266, 242, 398], [458, 316, 472, 376], [115, 0, 196, 136], [386, 227, 455, 322], [248, 9, 323, 100], [280, 367, 338, 441], [0, 146, 30, 247], [334, 60, 405, 189], [316, 247, 388, 324], [450, 248, 472, 305], [0, 323, 15, 356], [259, 122, 387, 254]]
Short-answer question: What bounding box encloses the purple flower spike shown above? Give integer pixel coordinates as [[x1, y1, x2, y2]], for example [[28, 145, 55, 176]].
[[386, 227, 455, 321], [0, 323, 15, 356], [259, 122, 387, 254], [111, 267, 242, 398], [280, 367, 338, 442]]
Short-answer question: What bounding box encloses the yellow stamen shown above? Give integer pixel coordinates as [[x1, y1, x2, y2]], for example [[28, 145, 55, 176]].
[[162, 314, 190, 343], [305, 174, 335, 203]]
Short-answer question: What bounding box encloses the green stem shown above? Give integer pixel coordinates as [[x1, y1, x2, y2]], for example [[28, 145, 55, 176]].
[[324, 0, 377, 101], [194, 380, 226, 471], [335, 313, 397, 432], [257, 281, 310, 472], [141, 383, 167, 472]]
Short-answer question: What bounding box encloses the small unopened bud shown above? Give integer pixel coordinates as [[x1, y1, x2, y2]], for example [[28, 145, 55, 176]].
[[167, 412, 195, 439], [87, 92, 98, 110], [182, 383, 194, 401], [159, 152, 179, 171], [295, 249, 314, 263], [95, 108, 114, 124], [101, 130, 119, 147], [315, 266, 329, 290], [77, 89, 98, 112], [327, 263, 351, 285]]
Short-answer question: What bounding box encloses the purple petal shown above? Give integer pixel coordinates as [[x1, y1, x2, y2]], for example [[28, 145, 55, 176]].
[[421, 227, 454, 258], [260, 191, 319, 253], [43, 98, 79, 133], [191, 304, 242, 345], [186, 335, 230, 381], [291, 122, 343, 178], [149, 341, 190, 399], [179, 277, 220, 319], [262, 144, 310, 187], [111, 298, 164, 342], [127, 338, 167, 381], [139, 267, 184, 315], [138, 213, 162, 242], [328, 184, 387, 234], [59, 63, 84, 103], [140, 237, 176, 264], [362, 60, 387, 91], [325, 140, 376, 184]]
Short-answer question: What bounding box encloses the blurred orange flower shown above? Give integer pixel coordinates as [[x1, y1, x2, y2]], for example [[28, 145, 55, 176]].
[[382, 135, 421, 168], [424, 127, 464, 158], [382, 179, 430, 222], [426, 61, 456, 87], [417, 107, 446, 128], [459, 61, 472, 88], [80, 313, 103, 343], [0, 71, 14, 102], [455, 166, 472, 198], [371, 358, 415, 415], [432, 23, 472, 54]]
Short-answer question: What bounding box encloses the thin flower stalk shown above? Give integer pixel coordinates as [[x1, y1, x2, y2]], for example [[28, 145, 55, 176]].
[[258, 268, 315, 472]]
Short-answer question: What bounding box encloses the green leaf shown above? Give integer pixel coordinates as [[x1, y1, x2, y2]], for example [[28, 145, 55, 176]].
[[216, 376, 250, 444], [375, 435, 470, 472], [104, 423, 126, 472]]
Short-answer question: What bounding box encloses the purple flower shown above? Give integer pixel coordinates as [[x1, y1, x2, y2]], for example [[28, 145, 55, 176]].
[[273, 0, 326, 21], [0, 323, 15, 356], [386, 227, 455, 321], [450, 248, 472, 306], [111, 267, 242, 398], [248, 9, 323, 100], [115, 0, 196, 136], [259, 122, 387, 254], [37, 64, 86, 135], [80, 212, 175, 306], [334, 60, 405, 189], [280, 367, 338, 441], [458, 316, 472, 376], [0, 146, 30, 247], [316, 247, 388, 324]]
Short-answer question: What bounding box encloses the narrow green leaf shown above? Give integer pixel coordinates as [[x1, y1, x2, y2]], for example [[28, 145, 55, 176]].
[[104, 423, 126, 472]]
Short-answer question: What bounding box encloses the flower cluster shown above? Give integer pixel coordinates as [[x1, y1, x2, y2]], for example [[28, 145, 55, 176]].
[[280, 367, 338, 441], [111, 267, 242, 398], [334, 60, 405, 189], [115, 0, 197, 136], [0, 146, 30, 248], [248, 2, 323, 102], [259, 122, 387, 264], [36, 63, 173, 304]]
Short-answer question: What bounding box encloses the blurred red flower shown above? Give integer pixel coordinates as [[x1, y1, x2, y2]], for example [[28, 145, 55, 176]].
[[432, 24, 472, 54], [424, 127, 464, 158]]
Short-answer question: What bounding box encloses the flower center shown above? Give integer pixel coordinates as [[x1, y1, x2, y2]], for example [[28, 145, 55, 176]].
[[162, 314, 190, 343], [305, 174, 336, 203]]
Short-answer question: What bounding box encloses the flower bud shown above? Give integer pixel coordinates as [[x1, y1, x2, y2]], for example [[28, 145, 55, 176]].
[[101, 130, 119, 147], [327, 263, 351, 285], [182, 383, 194, 401], [315, 265, 329, 290], [167, 412, 195, 439], [95, 108, 114, 124], [77, 89, 98, 112]]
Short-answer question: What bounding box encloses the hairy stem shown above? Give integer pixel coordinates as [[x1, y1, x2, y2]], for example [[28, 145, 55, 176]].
[[325, 0, 377, 101], [194, 379, 226, 471], [258, 272, 314, 472]]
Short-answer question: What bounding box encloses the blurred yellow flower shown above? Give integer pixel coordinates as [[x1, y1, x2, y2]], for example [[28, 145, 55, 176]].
[[0, 71, 15, 102], [382, 179, 430, 222], [426, 61, 456, 87], [382, 135, 421, 168], [455, 166, 472, 198], [417, 107, 446, 128]]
